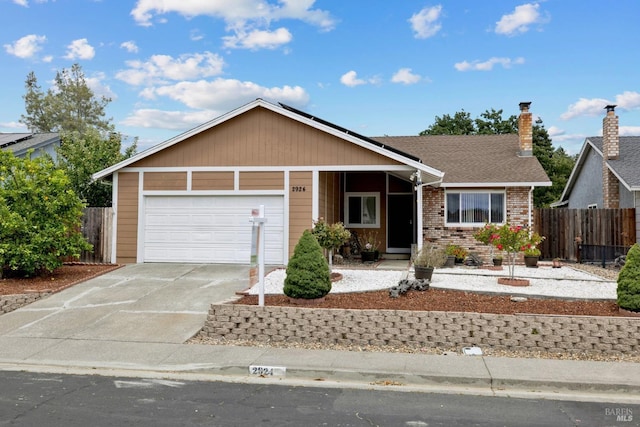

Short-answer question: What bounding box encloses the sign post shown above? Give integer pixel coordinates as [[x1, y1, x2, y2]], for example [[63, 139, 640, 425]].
[[249, 205, 267, 306]]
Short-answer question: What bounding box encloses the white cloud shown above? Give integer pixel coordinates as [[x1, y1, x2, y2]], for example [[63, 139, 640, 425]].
[[116, 52, 225, 85], [547, 126, 565, 138], [495, 3, 547, 36], [340, 70, 373, 87], [121, 108, 216, 130], [409, 5, 442, 39], [391, 68, 421, 85], [86, 73, 117, 100], [120, 40, 139, 53], [561, 97, 612, 120], [145, 78, 309, 110], [561, 91, 640, 120], [190, 29, 204, 41], [0, 121, 28, 130], [615, 91, 640, 110], [454, 56, 524, 71], [4, 34, 46, 58], [64, 38, 95, 60], [130, 0, 336, 32], [13, 0, 28, 6], [223, 27, 292, 50], [621, 126, 640, 135]]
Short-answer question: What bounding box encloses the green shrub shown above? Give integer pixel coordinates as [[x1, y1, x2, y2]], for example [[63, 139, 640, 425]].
[[0, 151, 92, 277], [283, 230, 331, 299], [617, 243, 640, 312]]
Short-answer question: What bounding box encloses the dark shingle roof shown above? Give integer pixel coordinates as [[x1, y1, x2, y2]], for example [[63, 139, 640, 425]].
[[587, 136, 640, 188], [0, 133, 60, 156], [374, 134, 550, 185]]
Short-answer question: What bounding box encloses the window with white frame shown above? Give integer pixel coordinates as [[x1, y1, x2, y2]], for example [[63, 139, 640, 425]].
[[345, 192, 380, 228], [446, 191, 505, 225]]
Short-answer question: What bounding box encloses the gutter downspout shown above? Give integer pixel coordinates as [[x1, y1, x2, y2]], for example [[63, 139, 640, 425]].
[[528, 186, 534, 233]]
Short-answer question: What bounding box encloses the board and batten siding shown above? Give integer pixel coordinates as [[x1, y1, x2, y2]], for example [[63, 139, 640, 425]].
[[116, 172, 139, 263], [129, 107, 403, 169], [289, 171, 313, 255]]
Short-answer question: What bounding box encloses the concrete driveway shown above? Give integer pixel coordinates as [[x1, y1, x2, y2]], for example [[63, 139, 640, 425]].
[[0, 264, 250, 345]]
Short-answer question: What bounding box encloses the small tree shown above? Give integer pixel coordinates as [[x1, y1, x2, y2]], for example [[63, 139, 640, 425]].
[[617, 243, 640, 312], [490, 224, 530, 280], [0, 151, 92, 277], [311, 218, 351, 270], [283, 230, 331, 299]]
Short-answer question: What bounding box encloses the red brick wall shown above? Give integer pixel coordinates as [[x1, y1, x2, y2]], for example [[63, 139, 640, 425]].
[[421, 187, 532, 262]]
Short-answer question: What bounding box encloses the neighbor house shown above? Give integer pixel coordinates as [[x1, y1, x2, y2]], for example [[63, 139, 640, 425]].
[[0, 133, 60, 160], [551, 105, 640, 243], [93, 99, 550, 265]]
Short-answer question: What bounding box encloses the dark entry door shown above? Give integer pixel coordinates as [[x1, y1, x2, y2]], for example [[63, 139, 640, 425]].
[[387, 194, 414, 252]]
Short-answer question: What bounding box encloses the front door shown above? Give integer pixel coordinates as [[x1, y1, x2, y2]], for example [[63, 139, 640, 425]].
[[387, 194, 414, 253]]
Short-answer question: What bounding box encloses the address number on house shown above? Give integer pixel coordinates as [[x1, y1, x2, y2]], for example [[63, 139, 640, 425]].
[[249, 365, 287, 377], [292, 186, 306, 192]]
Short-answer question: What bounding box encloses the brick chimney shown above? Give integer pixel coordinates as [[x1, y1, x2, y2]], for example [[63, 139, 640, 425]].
[[518, 102, 533, 156], [602, 105, 620, 208]]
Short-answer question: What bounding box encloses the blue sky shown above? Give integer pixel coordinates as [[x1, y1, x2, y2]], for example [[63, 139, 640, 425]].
[[2, 1, 639, 154]]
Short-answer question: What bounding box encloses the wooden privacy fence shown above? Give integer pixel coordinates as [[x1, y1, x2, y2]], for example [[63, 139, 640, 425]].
[[533, 208, 636, 261], [78, 207, 113, 263]]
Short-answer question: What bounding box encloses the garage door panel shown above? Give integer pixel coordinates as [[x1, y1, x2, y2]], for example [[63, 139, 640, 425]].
[[143, 196, 284, 264]]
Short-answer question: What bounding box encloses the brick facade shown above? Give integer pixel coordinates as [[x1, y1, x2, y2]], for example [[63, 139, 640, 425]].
[[518, 102, 533, 156], [602, 105, 620, 208], [203, 304, 640, 356], [421, 186, 532, 262]]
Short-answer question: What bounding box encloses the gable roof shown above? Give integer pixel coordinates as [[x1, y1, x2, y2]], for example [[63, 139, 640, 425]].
[[375, 135, 551, 187], [555, 136, 640, 205], [0, 133, 60, 156], [93, 99, 444, 182]]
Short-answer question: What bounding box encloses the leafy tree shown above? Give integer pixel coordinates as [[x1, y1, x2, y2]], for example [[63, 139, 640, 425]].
[[617, 243, 640, 312], [475, 109, 518, 135], [420, 108, 575, 207], [419, 110, 475, 135], [57, 129, 137, 207], [20, 64, 137, 206], [0, 151, 92, 277], [283, 230, 331, 299], [20, 64, 113, 134]]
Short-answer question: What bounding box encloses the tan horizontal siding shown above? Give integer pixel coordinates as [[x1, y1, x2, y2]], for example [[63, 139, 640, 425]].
[[239, 171, 284, 190], [143, 172, 187, 191], [192, 171, 234, 190]]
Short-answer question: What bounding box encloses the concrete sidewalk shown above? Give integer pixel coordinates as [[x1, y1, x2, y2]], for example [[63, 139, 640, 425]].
[[0, 262, 638, 403]]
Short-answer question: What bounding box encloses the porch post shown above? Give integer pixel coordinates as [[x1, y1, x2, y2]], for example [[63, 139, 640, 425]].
[[416, 172, 423, 251]]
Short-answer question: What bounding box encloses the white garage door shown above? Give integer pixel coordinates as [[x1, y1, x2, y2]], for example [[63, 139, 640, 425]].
[[143, 196, 285, 264]]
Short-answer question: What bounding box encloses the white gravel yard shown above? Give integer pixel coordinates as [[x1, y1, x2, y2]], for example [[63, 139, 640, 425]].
[[249, 264, 618, 300]]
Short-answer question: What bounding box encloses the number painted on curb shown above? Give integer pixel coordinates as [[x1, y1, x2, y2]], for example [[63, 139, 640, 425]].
[[249, 365, 286, 377]]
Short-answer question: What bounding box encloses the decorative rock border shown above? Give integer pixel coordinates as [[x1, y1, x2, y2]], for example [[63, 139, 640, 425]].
[[1, 292, 51, 315], [201, 304, 640, 356]]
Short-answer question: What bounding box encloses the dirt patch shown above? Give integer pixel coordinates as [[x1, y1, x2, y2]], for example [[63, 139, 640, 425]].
[[0, 264, 122, 296]]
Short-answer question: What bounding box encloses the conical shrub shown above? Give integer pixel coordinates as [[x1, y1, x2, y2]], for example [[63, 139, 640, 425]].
[[617, 243, 640, 312], [283, 230, 331, 299]]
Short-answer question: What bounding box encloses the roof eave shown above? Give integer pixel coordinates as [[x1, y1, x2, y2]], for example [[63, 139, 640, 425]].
[[441, 181, 551, 188]]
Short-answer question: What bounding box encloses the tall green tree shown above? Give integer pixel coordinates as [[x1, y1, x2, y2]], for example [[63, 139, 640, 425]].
[[20, 64, 136, 206], [20, 64, 113, 134], [419, 110, 475, 135], [57, 129, 137, 207], [420, 108, 576, 207]]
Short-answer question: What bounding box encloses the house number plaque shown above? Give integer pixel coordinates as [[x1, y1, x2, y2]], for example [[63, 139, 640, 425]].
[[291, 186, 306, 192]]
